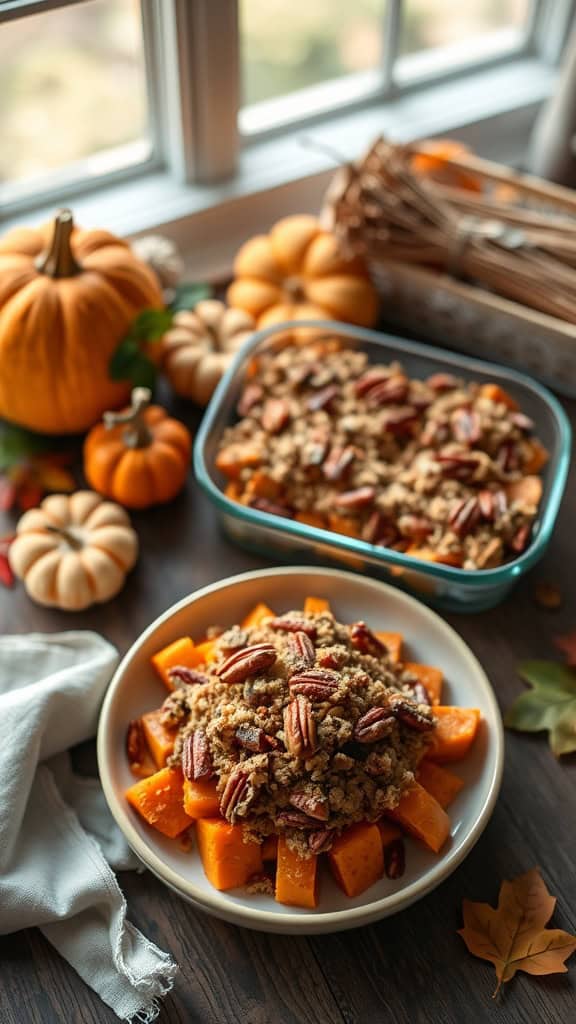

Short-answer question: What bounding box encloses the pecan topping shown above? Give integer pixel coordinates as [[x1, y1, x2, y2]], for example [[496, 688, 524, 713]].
[[354, 707, 396, 743], [269, 616, 317, 638], [355, 368, 392, 397], [511, 523, 531, 553], [216, 643, 277, 685], [388, 696, 434, 732], [427, 372, 459, 392], [276, 809, 325, 830], [308, 829, 334, 853], [317, 650, 341, 669], [126, 719, 145, 765], [289, 668, 340, 700], [284, 695, 317, 758], [511, 411, 534, 433], [261, 397, 290, 434], [322, 445, 356, 481], [496, 441, 520, 473], [435, 453, 479, 481], [307, 384, 338, 412], [250, 497, 293, 518], [362, 511, 397, 547], [237, 384, 263, 417], [288, 631, 316, 670], [235, 724, 276, 753], [182, 729, 213, 781], [366, 374, 409, 407], [302, 438, 329, 468], [381, 406, 418, 435], [449, 497, 480, 538], [397, 514, 432, 541], [349, 621, 387, 657], [478, 489, 507, 521], [335, 486, 376, 509], [289, 790, 329, 821], [168, 665, 211, 687], [219, 767, 253, 820], [384, 838, 406, 879], [411, 682, 431, 707], [451, 408, 481, 445]]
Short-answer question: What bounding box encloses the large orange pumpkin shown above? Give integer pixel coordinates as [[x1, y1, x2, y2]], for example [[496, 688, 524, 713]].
[[226, 214, 379, 332], [0, 209, 163, 434]]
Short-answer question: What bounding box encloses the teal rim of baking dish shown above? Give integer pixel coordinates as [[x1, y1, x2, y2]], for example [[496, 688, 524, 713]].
[[194, 320, 571, 590]]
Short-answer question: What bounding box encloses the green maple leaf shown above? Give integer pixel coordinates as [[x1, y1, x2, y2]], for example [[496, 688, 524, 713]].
[[505, 661, 576, 756]]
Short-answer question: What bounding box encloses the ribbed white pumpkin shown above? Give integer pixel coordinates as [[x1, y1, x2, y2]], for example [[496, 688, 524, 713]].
[[9, 490, 138, 611], [162, 299, 254, 406]]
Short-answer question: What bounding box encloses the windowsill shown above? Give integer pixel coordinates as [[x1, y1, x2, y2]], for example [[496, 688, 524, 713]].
[[3, 57, 556, 281]]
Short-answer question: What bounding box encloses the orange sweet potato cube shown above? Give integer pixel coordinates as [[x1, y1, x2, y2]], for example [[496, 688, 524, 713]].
[[183, 778, 221, 818], [141, 710, 176, 769], [275, 836, 318, 908], [241, 602, 275, 629], [329, 823, 384, 898], [426, 706, 482, 762], [405, 662, 443, 705], [417, 761, 464, 809], [304, 596, 332, 614], [375, 631, 403, 664], [151, 637, 197, 691], [126, 767, 192, 838], [388, 782, 450, 853], [196, 818, 263, 891]]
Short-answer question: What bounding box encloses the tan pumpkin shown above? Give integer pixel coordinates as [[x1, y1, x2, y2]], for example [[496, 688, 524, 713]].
[[9, 490, 138, 611], [226, 214, 379, 333], [162, 299, 255, 406], [0, 209, 163, 435]]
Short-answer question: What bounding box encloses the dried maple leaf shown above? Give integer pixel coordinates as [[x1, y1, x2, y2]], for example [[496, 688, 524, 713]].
[[0, 455, 75, 512], [554, 630, 576, 668], [459, 868, 576, 996], [505, 661, 576, 756]]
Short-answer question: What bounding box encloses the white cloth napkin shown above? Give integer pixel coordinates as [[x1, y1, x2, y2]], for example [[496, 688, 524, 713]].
[[0, 632, 178, 1022]]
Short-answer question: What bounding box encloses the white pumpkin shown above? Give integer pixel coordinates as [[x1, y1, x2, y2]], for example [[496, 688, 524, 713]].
[[162, 299, 255, 406], [9, 490, 138, 611]]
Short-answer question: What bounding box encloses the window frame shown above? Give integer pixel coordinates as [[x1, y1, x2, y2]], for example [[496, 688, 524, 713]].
[[1, 0, 575, 278]]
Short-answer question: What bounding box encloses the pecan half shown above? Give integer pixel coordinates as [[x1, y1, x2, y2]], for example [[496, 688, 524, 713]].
[[182, 729, 213, 781], [366, 374, 409, 407], [478, 488, 507, 521], [452, 408, 481, 445], [355, 368, 391, 397], [354, 707, 396, 743], [335, 486, 376, 509], [219, 767, 253, 820], [496, 441, 520, 473], [250, 497, 294, 518], [288, 631, 316, 670], [284, 695, 317, 758], [237, 384, 263, 417], [235, 724, 276, 753], [381, 406, 419, 435], [289, 790, 329, 821], [384, 838, 406, 879], [322, 445, 356, 481], [389, 697, 434, 732], [362, 511, 397, 547], [349, 621, 387, 657], [168, 665, 211, 687], [126, 719, 145, 765], [289, 668, 340, 700], [397, 514, 433, 541], [276, 810, 325, 830], [216, 643, 277, 685], [308, 829, 334, 853], [427, 372, 459, 392], [307, 384, 339, 412], [435, 453, 479, 481], [269, 616, 317, 638], [317, 650, 341, 670], [449, 497, 480, 538], [261, 397, 290, 434]]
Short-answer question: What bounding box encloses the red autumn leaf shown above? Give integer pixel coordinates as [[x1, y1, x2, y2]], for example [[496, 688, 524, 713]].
[[0, 476, 17, 511], [0, 534, 15, 589], [554, 630, 576, 667]]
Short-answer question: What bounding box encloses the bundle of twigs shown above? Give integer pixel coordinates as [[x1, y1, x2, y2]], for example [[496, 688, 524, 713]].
[[322, 136, 576, 324]]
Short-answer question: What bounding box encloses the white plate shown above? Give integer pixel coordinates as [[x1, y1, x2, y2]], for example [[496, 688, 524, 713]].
[[97, 566, 503, 934]]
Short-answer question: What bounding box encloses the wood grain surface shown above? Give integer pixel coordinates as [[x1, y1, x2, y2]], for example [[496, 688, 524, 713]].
[[1, 384, 575, 1024]]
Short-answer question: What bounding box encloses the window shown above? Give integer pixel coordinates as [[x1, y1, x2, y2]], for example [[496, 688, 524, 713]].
[[0, 0, 152, 207], [1, 0, 574, 255]]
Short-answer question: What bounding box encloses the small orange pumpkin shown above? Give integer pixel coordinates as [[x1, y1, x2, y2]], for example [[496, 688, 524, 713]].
[[227, 214, 379, 333], [84, 387, 192, 509], [0, 209, 163, 435]]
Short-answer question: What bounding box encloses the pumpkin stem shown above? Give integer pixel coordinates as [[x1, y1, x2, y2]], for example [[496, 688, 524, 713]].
[[45, 524, 83, 550], [36, 209, 83, 278], [103, 387, 153, 448]]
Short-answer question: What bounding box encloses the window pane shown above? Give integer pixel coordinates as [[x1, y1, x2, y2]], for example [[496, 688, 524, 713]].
[[400, 0, 530, 56], [0, 0, 150, 193], [241, 0, 385, 108]]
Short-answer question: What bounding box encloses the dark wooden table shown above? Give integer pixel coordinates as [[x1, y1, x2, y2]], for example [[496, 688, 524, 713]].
[[1, 385, 575, 1024]]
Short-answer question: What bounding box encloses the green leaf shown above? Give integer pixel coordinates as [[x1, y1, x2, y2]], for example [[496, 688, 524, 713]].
[[109, 337, 140, 380], [0, 423, 52, 471], [505, 660, 576, 756], [169, 282, 212, 314], [128, 308, 174, 342], [127, 353, 157, 390]]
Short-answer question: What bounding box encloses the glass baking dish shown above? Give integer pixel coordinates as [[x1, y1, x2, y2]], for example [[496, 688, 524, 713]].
[[194, 321, 571, 612]]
